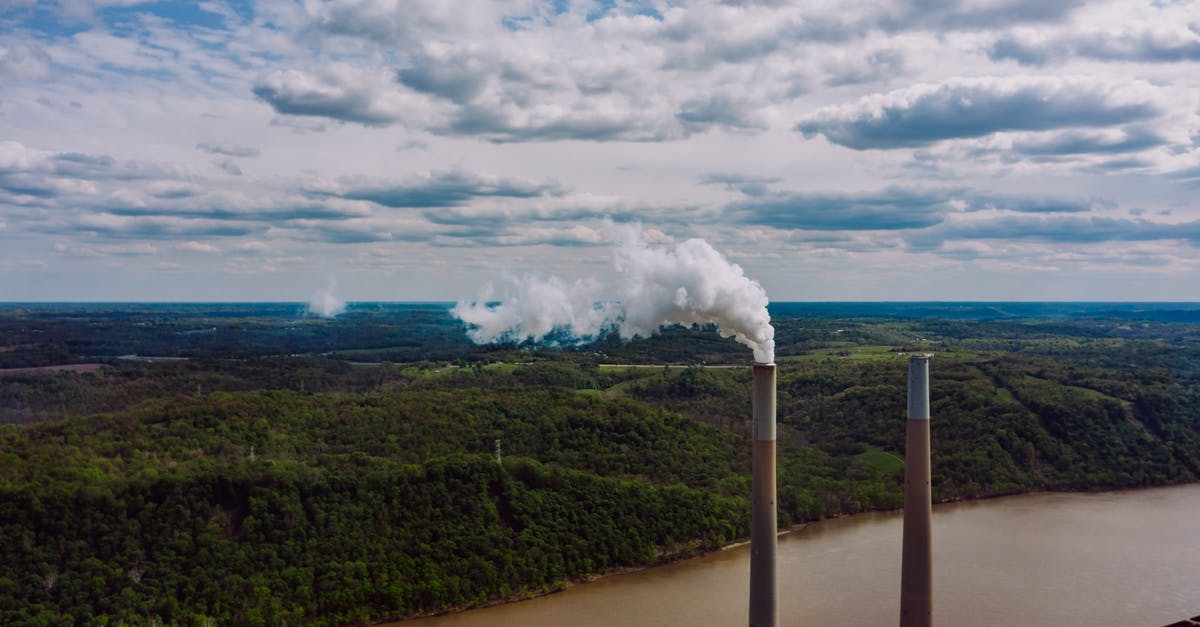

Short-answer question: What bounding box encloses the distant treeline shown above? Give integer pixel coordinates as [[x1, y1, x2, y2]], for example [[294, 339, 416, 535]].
[[3, 301, 1198, 369]]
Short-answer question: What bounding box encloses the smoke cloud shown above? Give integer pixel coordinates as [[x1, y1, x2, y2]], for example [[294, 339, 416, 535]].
[[453, 224, 775, 363], [307, 278, 347, 318]]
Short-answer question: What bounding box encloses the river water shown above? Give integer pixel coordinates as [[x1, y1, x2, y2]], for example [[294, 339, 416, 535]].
[[401, 484, 1200, 626]]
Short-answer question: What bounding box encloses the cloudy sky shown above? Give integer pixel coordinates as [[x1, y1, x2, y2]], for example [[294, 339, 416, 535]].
[[2, 0, 1198, 302]]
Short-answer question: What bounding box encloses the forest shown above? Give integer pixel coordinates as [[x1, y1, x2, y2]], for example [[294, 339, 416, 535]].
[[1, 302, 1199, 625]]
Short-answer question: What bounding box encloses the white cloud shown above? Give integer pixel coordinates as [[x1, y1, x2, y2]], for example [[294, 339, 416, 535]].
[[234, 240, 272, 253], [0, 0, 1198, 300], [178, 241, 219, 253], [795, 75, 1164, 149], [253, 65, 444, 127], [196, 142, 260, 158], [0, 41, 52, 80]]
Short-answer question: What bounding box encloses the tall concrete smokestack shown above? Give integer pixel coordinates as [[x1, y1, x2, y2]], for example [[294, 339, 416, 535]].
[[900, 354, 933, 627], [750, 362, 777, 627]]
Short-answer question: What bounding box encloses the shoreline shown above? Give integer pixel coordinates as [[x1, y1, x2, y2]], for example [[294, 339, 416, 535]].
[[376, 520, 832, 625], [376, 480, 1200, 624]]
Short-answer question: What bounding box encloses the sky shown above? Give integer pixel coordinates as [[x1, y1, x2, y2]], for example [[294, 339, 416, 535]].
[[1, 0, 1198, 302]]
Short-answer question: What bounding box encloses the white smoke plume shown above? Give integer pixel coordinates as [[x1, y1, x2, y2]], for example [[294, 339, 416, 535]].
[[452, 275, 620, 344], [307, 278, 347, 318], [453, 224, 775, 363]]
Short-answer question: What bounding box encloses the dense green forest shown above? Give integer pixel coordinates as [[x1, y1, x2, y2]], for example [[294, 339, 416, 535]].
[[1, 303, 1199, 624]]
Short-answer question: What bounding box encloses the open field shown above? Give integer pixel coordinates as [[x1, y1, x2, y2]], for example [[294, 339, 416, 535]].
[[0, 363, 106, 375]]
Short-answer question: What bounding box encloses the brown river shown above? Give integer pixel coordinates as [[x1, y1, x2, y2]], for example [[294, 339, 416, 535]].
[[398, 483, 1200, 626]]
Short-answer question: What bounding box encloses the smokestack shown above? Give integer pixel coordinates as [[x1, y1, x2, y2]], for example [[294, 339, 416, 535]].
[[900, 354, 933, 627], [750, 362, 777, 627]]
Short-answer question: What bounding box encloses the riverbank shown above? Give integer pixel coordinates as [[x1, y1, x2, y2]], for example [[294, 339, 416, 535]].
[[382, 480, 1200, 624], [378, 520, 818, 624], [392, 484, 1200, 627], [380, 495, 1007, 624]]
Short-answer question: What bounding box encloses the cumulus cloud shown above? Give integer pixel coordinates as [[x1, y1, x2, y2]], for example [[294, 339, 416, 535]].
[[395, 48, 492, 103], [909, 215, 1200, 250], [1008, 126, 1167, 156], [101, 189, 373, 222], [1167, 164, 1200, 182], [966, 193, 1099, 214], [305, 0, 487, 48], [253, 66, 439, 126], [303, 226, 395, 244], [445, 102, 687, 143], [486, 224, 608, 247], [1, 140, 410, 249], [407, 192, 675, 234], [823, 48, 907, 87], [0, 41, 52, 79], [178, 240, 219, 253], [4, 0, 1200, 299], [254, 46, 690, 140], [22, 0, 150, 24], [676, 94, 768, 133], [145, 182, 202, 199], [699, 173, 782, 197], [725, 184, 1101, 231], [63, 212, 260, 240], [196, 142, 260, 158], [215, 160, 242, 176], [795, 76, 1162, 149], [321, 170, 564, 208], [881, 0, 1087, 31], [246, 0, 1180, 146], [2, 135, 619, 257], [991, 24, 1200, 65], [258, 1, 898, 141], [729, 187, 953, 230], [0, 141, 116, 199]]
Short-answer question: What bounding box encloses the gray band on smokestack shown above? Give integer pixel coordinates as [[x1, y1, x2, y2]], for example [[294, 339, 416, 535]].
[[753, 362, 777, 440], [750, 362, 777, 627], [900, 354, 933, 627], [907, 354, 931, 421]]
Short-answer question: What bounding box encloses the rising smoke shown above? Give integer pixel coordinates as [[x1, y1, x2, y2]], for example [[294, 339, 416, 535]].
[[307, 278, 347, 318], [453, 224, 775, 363]]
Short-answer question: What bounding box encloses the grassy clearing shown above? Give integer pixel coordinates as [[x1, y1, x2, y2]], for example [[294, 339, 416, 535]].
[[779, 345, 906, 362], [855, 446, 905, 476], [924, 348, 985, 363], [1062, 383, 1126, 404], [596, 367, 676, 398], [779, 345, 986, 365]]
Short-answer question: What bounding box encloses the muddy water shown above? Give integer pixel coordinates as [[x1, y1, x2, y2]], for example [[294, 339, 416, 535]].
[[399, 484, 1200, 626]]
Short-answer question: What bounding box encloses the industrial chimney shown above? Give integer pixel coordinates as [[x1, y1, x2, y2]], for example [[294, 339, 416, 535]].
[[750, 362, 777, 627], [900, 354, 933, 627]]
